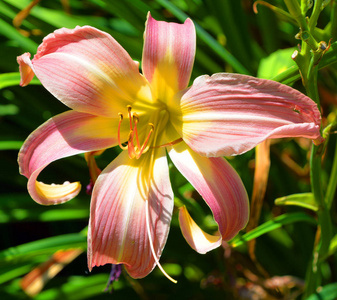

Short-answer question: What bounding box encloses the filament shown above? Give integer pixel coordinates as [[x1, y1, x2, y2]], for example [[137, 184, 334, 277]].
[[145, 199, 177, 284], [153, 138, 183, 148], [136, 124, 154, 159]]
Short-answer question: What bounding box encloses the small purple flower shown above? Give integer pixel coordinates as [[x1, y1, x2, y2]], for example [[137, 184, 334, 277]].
[[105, 264, 122, 293]]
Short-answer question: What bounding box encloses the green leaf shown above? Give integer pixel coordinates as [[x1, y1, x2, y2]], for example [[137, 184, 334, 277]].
[[306, 283, 337, 300], [0, 233, 86, 265], [3, 0, 106, 29], [0, 18, 38, 53], [275, 192, 318, 211], [0, 72, 40, 89], [0, 261, 44, 284], [230, 212, 316, 247], [328, 234, 337, 256], [0, 141, 23, 150], [35, 275, 125, 300], [0, 105, 19, 116], [206, 0, 257, 72], [258, 48, 296, 79]]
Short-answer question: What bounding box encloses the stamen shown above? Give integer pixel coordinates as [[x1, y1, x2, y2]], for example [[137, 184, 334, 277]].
[[118, 113, 128, 150], [127, 105, 133, 130], [127, 130, 136, 159], [133, 113, 141, 150], [136, 123, 154, 159], [145, 199, 177, 284], [119, 105, 155, 159], [153, 138, 183, 148]]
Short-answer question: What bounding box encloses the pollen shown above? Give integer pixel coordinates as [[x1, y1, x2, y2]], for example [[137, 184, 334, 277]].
[[118, 106, 154, 159]]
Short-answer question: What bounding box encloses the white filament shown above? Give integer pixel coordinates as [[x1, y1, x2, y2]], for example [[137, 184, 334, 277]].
[[145, 199, 177, 283]]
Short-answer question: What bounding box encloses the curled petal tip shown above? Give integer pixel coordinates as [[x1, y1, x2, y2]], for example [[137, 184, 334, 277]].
[[179, 206, 222, 254], [34, 181, 81, 205], [17, 53, 35, 87]]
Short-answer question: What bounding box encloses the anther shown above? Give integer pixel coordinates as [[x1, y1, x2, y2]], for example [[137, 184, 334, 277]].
[[133, 113, 139, 123], [127, 105, 133, 130]]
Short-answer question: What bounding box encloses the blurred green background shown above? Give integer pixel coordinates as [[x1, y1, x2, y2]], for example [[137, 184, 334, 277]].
[[0, 0, 336, 299]]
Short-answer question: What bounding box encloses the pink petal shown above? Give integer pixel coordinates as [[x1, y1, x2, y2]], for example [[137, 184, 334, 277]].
[[142, 13, 196, 103], [170, 73, 322, 157], [88, 148, 174, 278], [19, 111, 127, 205], [19, 26, 152, 117], [168, 142, 249, 251]]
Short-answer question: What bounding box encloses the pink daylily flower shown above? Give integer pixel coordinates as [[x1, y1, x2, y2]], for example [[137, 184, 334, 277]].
[[18, 13, 322, 280]]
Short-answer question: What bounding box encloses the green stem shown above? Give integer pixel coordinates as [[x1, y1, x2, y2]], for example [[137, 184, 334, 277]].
[[284, 0, 303, 21], [271, 41, 337, 84], [325, 136, 337, 209], [330, 0, 337, 40], [309, 0, 324, 30], [284, 0, 319, 50], [301, 0, 310, 15], [303, 66, 332, 299], [304, 143, 333, 298]]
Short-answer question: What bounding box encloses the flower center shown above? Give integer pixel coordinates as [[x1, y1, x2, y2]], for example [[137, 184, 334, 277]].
[[118, 105, 154, 159]]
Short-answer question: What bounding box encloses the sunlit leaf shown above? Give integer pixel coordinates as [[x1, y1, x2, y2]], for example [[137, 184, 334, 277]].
[[0, 233, 86, 265], [35, 274, 125, 300], [0, 72, 40, 89], [230, 212, 317, 248], [275, 193, 318, 211], [4, 0, 106, 29], [306, 283, 337, 300], [258, 48, 296, 79], [328, 234, 337, 257], [0, 18, 38, 52]]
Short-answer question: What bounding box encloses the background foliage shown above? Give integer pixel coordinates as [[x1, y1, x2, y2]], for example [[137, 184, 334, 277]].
[[0, 0, 336, 299]]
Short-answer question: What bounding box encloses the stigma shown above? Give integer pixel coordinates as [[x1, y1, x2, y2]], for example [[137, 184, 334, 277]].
[[118, 106, 154, 159]]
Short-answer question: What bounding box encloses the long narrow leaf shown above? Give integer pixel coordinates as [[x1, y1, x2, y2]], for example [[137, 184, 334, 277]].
[[0, 72, 40, 89], [0, 233, 86, 265], [230, 212, 317, 248]]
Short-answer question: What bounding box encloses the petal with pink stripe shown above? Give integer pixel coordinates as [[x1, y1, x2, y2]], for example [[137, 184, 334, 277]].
[[142, 13, 196, 104], [19, 110, 128, 205], [88, 147, 173, 278], [168, 142, 249, 252], [18, 26, 153, 117], [170, 73, 322, 157]]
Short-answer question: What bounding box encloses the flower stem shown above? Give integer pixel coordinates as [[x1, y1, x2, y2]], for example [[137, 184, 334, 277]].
[[325, 136, 337, 209], [302, 60, 333, 300]]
